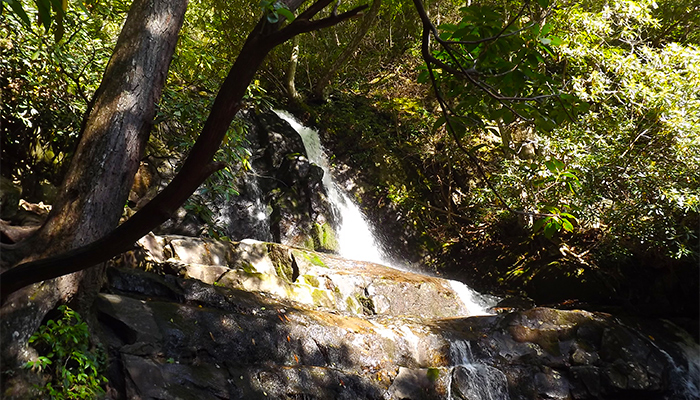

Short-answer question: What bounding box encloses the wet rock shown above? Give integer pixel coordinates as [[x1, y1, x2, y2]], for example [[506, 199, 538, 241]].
[[534, 368, 571, 399], [387, 367, 447, 400], [98, 236, 700, 400], [213, 109, 334, 250], [153, 207, 206, 237]]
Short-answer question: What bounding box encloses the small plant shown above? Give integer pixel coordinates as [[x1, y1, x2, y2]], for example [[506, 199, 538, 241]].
[[25, 305, 107, 399]]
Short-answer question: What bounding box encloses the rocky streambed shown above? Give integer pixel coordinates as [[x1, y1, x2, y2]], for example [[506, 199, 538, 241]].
[[97, 234, 699, 399]]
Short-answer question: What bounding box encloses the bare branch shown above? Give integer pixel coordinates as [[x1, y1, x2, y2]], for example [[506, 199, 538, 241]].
[[271, 4, 368, 45]]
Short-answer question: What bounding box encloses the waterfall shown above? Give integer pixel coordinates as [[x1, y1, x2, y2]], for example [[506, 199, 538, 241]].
[[448, 340, 510, 400], [448, 280, 499, 317], [274, 110, 392, 266], [274, 110, 499, 316]]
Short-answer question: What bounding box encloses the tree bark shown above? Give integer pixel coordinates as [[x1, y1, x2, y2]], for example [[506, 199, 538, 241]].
[[0, 6, 369, 396], [0, 0, 188, 394], [285, 35, 302, 101], [312, 0, 381, 100]]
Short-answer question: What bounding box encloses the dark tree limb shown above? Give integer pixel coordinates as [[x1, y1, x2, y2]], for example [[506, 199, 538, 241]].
[[0, 0, 369, 304], [412, 0, 565, 219]]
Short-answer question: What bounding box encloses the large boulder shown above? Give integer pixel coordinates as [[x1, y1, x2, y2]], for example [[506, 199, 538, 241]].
[[97, 234, 699, 400], [123, 234, 486, 319], [218, 110, 335, 251]]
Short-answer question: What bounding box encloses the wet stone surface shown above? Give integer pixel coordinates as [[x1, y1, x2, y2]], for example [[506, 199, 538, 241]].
[[98, 235, 700, 399]]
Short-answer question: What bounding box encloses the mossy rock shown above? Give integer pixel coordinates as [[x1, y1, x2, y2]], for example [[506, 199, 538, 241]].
[[301, 275, 320, 287], [356, 294, 375, 316], [311, 289, 334, 308], [293, 250, 328, 268], [311, 222, 339, 253], [268, 244, 297, 283]]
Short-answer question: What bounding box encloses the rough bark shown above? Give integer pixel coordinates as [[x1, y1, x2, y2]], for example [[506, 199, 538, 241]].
[[0, 9, 370, 396], [285, 35, 302, 101], [312, 0, 381, 100], [0, 0, 368, 305], [0, 0, 188, 394]]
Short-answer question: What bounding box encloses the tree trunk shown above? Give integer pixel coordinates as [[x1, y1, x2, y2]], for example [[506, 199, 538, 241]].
[[285, 35, 302, 101], [0, 4, 369, 396], [312, 0, 381, 100], [0, 0, 187, 394]]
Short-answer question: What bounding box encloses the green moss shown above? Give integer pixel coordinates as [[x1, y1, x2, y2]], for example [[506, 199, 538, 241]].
[[240, 261, 256, 274], [268, 244, 295, 283], [345, 296, 361, 313], [311, 289, 332, 307], [294, 250, 328, 268], [356, 294, 375, 315], [302, 236, 315, 251], [302, 275, 320, 287], [311, 222, 339, 252], [427, 368, 440, 382]]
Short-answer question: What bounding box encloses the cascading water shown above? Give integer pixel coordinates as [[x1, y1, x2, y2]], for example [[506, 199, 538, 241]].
[[274, 110, 499, 316], [275, 110, 391, 266], [448, 340, 510, 400]]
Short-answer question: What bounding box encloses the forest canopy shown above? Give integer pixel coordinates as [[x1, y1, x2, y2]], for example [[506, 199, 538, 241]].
[[2, 0, 698, 304]]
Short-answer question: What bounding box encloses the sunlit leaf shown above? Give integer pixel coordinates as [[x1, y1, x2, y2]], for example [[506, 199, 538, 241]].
[[7, 0, 32, 27], [276, 7, 294, 22]]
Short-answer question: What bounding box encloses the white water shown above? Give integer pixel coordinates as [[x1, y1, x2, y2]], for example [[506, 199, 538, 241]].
[[275, 110, 498, 316], [275, 110, 392, 266], [449, 280, 499, 316], [448, 340, 510, 400], [676, 342, 700, 399]]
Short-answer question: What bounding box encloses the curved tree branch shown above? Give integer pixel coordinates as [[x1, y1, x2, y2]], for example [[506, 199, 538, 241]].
[[413, 0, 565, 219], [0, 0, 369, 304]]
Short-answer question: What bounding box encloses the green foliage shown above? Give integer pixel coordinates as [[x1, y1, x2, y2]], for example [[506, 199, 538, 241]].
[[1, 0, 125, 198], [259, 0, 294, 23], [2, 0, 68, 41], [532, 207, 576, 239], [547, 0, 700, 259], [413, 0, 698, 259], [25, 306, 107, 399], [423, 1, 585, 136]]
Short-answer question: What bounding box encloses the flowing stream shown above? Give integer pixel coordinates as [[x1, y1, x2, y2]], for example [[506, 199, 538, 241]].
[[448, 340, 510, 400], [275, 110, 393, 266], [275, 110, 498, 318]]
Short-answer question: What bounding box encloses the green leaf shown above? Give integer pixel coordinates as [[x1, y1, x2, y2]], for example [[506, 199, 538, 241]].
[[560, 171, 579, 181], [543, 220, 560, 238], [36, 0, 52, 32], [276, 7, 294, 22], [417, 69, 429, 84], [50, 0, 65, 41], [7, 0, 32, 27], [432, 115, 446, 132], [562, 218, 574, 232], [533, 217, 548, 233], [540, 23, 553, 36], [547, 36, 562, 46], [560, 212, 576, 220]]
